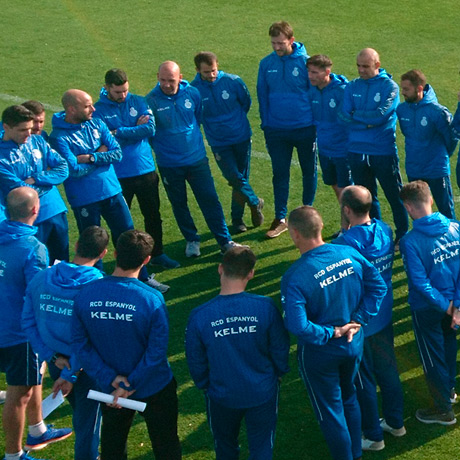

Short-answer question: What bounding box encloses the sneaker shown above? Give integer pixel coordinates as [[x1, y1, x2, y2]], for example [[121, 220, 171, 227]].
[[144, 274, 170, 294], [0, 390, 6, 404], [250, 198, 264, 227], [232, 220, 247, 234], [362, 437, 385, 451], [450, 388, 457, 404], [149, 253, 180, 269], [265, 219, 288, 239], [185, 241, 200, 258], [415, 408, 456, 425], [221, 241, 249, 255], [4, 453, 50, 460], [380, 418, 406, 437], [24, 424, 72, 451]]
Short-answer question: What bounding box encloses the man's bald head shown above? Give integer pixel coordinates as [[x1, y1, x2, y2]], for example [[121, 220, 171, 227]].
[[62, 89, 95, 123], [157, 61, 182, 95], [7, 187, 40, 222], [341, 185, 372, 217], [356, 48, 381, 79]]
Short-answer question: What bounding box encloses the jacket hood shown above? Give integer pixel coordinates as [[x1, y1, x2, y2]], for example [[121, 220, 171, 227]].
[[97, 87, 132, 106], [417, 84, 438, 106], [148, 80, 190, 99], [0, 220, 37, 243], [288, 41, 308, 59], [413, 212, 451, 236], [48, 261, 102, 288], [340, 219, 392, 259], [51, 111, 87, 131], [191, 70, 224, 87], [368, 68, 393, 81], [329, 73, 349, 87]]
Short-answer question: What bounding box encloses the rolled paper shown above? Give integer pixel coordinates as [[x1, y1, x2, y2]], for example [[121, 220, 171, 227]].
[[87, 389, 146, 412]]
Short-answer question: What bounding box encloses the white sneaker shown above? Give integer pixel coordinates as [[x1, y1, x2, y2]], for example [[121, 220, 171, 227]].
[[0, 390, 6, 404], [221, 241, 249, 254], [362, 437, 384, 451], [144, 274, 170, 294], [450, 388, 457, 404], [380, 418, 407, 437], [185, 241, 201, 258]]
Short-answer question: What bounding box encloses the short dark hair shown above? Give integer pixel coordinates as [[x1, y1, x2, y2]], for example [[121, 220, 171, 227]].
[[269, 21, 293, 39], [341, 186, 372, 217], [288, 206, 323, 239], [21, 100, 45, 115], [307, 54, 333, 70], [221, 247, 256, 279], [401, 69, 426, 88], [105, 68, 128, 87], [400, 180, 432, 206], [76, 226, 109, 259], [116, 230, 153, 270], [194, 51, 218, 69], [2, 105, 34, 127]]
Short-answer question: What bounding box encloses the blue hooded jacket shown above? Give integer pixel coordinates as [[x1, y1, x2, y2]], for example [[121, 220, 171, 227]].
[[49, 113, 122, 208], [397, 84, 457, 179], [145, 80, 206, 168], [309, 73, 349, 158], [257, 42, 313, 130], [340, 68, 399, 156], [0, 220, 48, 347], [22, 261, 103, 382], [191, 70, 252, 147], [333, 219, 394, 336], [400, 212, 460, 312], [93, 89, 156, 178]]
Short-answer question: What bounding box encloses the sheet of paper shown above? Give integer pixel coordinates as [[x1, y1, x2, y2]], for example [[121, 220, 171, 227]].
[[42, 390, 65, 419], [87, 389, 146, 412]]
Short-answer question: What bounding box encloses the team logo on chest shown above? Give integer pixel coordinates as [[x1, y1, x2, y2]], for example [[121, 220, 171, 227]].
[[292, 67, 299, 77], [129, 107, 138, 117], [93, 129, 100, 139], [420, 116, 428, 127], [221, 90, 229, 100], [184, 99, 192, 109], [329, 98, 336, 108], [374, 92, 381, 102]]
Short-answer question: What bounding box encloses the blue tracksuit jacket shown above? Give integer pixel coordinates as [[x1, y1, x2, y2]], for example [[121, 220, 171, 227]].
[[72, 276, 173, 398], [22, 261, 103, 382], [0, 220, 48, 347], [397, 84, 457, 179], [333, 219, 394, 337], [400, 212, 460, 312], [257, 42, 313, 130], [186, 292, 290, 408], [93, 89, 156, 178], [340, 69, 399, 156], [281, 243, 387, 348], [191, 70, 252, 147], [0, 134, 68, 224], [49, 113, 122, 208], [145, 80, 206, 168], [308, 73, 349, 158]]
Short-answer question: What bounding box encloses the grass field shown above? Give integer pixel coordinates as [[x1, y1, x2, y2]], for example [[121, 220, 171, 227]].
[[1, 0, 460, 458]]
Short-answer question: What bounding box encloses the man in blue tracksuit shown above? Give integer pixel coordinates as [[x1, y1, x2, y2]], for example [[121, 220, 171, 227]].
[[340, 48, 408, 244], [21, 101, 48, 141], [0, 105, 69, 264], [22, 226, 109, 460], [334, 186, 405, 451], [282, 205, 386, 460], [72, 230, 181, 460], [191, 52, 264, 234], [186, 247, 289, 460], [94, 68, 179, 270], [257, 21, 317, 239], [307, 54, 351, 230], [400, 180, 460, 425], [397, 70, 457, 219], [146, 61, 240, 257]]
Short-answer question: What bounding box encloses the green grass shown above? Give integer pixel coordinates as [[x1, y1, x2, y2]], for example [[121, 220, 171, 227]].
[[1, 0, 460, 458]]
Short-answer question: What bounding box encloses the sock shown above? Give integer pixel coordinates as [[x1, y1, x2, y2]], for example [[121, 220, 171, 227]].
[[28, 420, 47, 437], [5, 451, 23, 460]]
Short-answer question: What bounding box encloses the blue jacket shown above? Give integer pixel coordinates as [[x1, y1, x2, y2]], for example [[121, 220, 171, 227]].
[[308, 73, 349, 158], [191, 71, 252, 147], [49, 113, 122, 208], [397, 85, 457, 179], [72, 276, 173, 399], [340, 69, 399, 156], [281, 243, 386, 349], [257, 42, 313, 130], [0, 203, 5, 222], [0, 220, 48, 347], [400, 212, 460, 312], [333, 219, 394, 337], [0, 134, 68, 224], [186, 292, 290, 408], [94, 89, 156, 178], [22, 261, 103, 383], [453, 102, 460, 140], [145, 80, 206, 168]]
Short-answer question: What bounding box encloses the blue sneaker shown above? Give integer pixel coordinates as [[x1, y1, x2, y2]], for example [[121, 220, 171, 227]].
[[24, 424, 72, 451], [149, 253, 180, 269], [3, 452, 50, 460]]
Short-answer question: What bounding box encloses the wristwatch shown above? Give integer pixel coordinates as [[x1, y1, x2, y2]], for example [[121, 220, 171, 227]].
[[89, 154, 96, 163]]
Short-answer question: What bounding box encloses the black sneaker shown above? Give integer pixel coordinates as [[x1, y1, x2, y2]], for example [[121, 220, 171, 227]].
[[415, 408, 456, 425], [232, 220, 247, 234], [250, 198, 264, 227]]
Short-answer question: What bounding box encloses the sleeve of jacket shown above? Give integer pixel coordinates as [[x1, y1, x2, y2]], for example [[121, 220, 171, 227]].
[[351, 256, 387, 325], [268, 303, 290, 376], [191, 88, 203, 125], [452, 102, 460, 139], [0, 159, 29, 195], [185, 313, 210, 390], [32, 138, 69, 186], [115, 99, 156, 141], [339, 84, 367, 130], [433, 105, 458, 156], [236, 77, 252, 113], [92, 121, 122, 165], [400, 237, 450, 312], [24, 243, 49, 284], [257, 61, 269, 128]]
